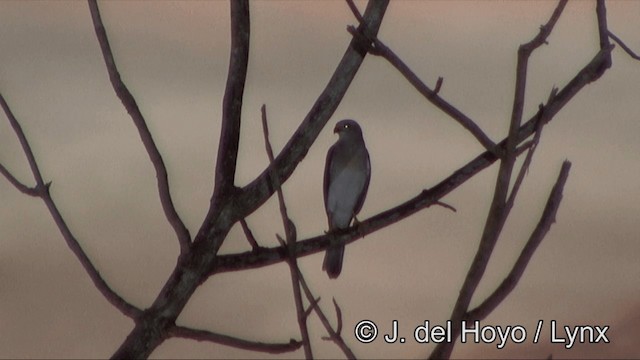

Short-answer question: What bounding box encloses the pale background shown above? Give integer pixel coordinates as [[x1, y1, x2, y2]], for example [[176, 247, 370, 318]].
[[0, 1, 639, 359]]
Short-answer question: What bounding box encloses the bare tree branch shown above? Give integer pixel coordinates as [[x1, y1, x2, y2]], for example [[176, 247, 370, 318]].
[[467, 161, 571, 321], [239, 218, 260, 251], [263, 105, 312, 359], [299, 271, 356, 359], [430, 2, 612, 358], [608, 30, 640, 61], [345, 10, 498, 155], [430, 3, 567, 358], [0, 161, 39, 196], [87, 0, 191, 254], [0, 93, 47, 189], [169, 325, 302, 354], [210, 0, 250, 204], [0, 92, 141, 319], [505, 103, 547, 213]]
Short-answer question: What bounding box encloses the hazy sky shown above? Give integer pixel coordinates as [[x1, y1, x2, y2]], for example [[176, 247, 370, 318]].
[[1, 1, 639, 359]]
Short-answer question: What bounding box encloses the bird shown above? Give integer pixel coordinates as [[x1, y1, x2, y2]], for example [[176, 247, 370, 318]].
[[323, 119, 371, 279]]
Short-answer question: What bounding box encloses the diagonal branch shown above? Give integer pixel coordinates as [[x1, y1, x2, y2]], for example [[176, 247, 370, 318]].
[[0, 92, 141, 318], [345, 2, 498, 155], [262, 105, 312, 359], [467, 161, 571, 321], [169, 325, 302, 354], [88, 0, 191, 254], [298, 271, 356, 359], [430, 3, 567, 359], [239, 218, 260, 251], [0, 161, 39, 196], [608, 30, 640, 61]]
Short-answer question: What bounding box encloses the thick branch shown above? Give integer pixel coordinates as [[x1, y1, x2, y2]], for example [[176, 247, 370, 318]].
[[169, 325, 302, 354], [0, 93, 141, 318], [88, 0, 191, 254], [211, 0, 250, 202], [467, 161, 571, 321]]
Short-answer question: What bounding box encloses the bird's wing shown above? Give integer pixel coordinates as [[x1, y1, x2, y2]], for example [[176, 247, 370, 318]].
[[323, 144, 337, 224], [353, 147, 371, 216]]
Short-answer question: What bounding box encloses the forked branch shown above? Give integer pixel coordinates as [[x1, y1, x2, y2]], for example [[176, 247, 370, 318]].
[[169, 325, 302, 354], [88, 0, 191, 254], [0, 93, 141, 318]]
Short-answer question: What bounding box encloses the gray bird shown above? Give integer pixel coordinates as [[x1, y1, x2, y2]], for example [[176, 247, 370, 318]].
[[323, 119, 371, 279]]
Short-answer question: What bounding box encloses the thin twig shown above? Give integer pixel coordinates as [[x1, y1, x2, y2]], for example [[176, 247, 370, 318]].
[[608, 30, 640, 61], [505, 104, 546, 212], [298, 270, 356, 359], [0, 92, 141, 318], [0, 161, 39, 196], [434, 200, 457, 213], [467, 161, 571, 321], [169, 325, 302, 354], [87, 0, 191, 254], [262, 105, 312, 359], [345, 0, 365, 25], [240, 218, 260, 250], [345, 10, 498, 155], [332, 298, 344, 336]]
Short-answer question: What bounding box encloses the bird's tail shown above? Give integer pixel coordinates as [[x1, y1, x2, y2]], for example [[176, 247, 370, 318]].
[[323, 242, 345, 279]]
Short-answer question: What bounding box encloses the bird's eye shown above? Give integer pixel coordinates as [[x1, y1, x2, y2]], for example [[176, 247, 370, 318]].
[[344, 124, 350, 129]]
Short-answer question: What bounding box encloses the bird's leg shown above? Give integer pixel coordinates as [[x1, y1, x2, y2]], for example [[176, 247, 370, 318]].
[[352, 216, 365, 238]]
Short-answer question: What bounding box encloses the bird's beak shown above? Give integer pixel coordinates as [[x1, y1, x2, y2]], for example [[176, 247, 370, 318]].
[[333, 125, 341, 134]]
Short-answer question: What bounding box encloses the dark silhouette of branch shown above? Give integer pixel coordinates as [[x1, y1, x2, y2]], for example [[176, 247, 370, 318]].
[[0, 92, 141, 319], [298, 272, 356, 359], [430, 2, 567, 358], [345, 5, 498, 155], [430, 2, 612, 358], [262, 105, 312, 359], [88, 0, 191, 254], [608, 30, 640, 61], [505, 100, 550, 212], [169, 325, 302, 354], [467, 161, 571, 321], [0, 161, 39, 196], [239, 218, 260, 251], [210, 0, 250, 205]]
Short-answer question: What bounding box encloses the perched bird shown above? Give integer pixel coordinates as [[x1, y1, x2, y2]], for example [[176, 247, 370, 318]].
[[323, 119, 371, 279]]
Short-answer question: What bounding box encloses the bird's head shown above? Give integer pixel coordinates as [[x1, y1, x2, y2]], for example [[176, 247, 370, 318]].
[[334, 119, 363, 138]]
